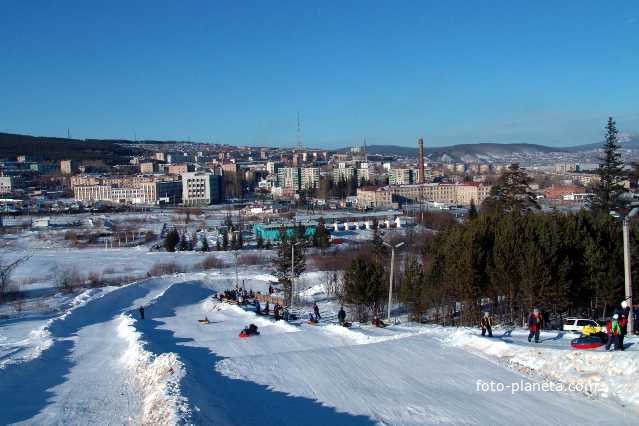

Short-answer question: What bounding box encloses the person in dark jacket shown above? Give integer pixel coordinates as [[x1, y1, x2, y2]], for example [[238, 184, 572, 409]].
[[480, 312, 493, 337], [528, 309, 542, 343], [633, 305, 639, 336], [338, 307, 347, 325], [139, 306, 145, 320], [313, 303, 321, 320]]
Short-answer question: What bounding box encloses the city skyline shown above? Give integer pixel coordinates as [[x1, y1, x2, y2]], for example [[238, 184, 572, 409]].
[[2, 1, 638, 148]]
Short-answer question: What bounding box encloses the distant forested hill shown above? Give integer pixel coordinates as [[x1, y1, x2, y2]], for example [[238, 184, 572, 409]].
[[0, 133, 140, 162]]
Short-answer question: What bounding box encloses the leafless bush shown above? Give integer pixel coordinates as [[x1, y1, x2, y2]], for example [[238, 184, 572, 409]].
[[87, 271, 102, 287], [54, 266, 84, 293], [102, 274, 145, 286], [238, 253, 267, 266], [64, 230, 78, 242], [198, 255, 225, 270], [148, 261, 186, 276], [0, 256, 30, 303]]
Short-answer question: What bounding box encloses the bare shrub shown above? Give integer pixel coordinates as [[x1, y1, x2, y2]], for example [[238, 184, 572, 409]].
[[237, 253, 266, 266], [55, 266, 84, 292], [64, 230, 78, 242], [0, 256, 30, 303], [198, 255, 225, 270], [87, 271, 102, 287], [148, 261, 185, 276]]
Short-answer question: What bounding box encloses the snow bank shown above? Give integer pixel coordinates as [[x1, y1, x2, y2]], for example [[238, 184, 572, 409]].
[[117, 314, 191, 425], [443, 328, 639, 413]]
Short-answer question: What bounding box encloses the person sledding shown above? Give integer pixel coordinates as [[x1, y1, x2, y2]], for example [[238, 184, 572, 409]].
[[308, 313, 319, 324], [480, 312, 493, 337], [372, 314, 386, 328], [527, 308, 543, 343], [198, 316, 209, 324], [239, 323, 260, 338]]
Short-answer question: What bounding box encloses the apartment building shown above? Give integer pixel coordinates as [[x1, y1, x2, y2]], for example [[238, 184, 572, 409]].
[[356, 183, 492, 208], [181, 172, 223, 206]]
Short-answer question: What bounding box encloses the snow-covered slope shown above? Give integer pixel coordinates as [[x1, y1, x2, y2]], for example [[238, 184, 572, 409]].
[[1, 272, 637, 425]]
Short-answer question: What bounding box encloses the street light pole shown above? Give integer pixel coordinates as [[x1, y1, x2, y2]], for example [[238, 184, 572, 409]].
[[383, 241, 404, 322], [622, 208, 638, 334], [290, 241, 301, 311]]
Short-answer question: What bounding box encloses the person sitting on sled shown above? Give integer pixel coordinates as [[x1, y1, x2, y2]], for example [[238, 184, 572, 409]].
[[372, 314, 386, 328], [309, 313, 318, 324], [480, 312, 493, 337]]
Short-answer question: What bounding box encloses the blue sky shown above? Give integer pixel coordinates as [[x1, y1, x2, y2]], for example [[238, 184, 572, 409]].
[[1, 1, 638, 148]]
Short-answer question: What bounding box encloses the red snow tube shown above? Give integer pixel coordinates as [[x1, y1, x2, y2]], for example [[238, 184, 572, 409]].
[[571, 335, 605, 349], [239, 331, 248, 339]]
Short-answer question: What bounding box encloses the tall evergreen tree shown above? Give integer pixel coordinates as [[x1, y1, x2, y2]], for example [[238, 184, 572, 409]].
[[468, 199, 479, 220], [164, 228, 180, 252], [273, 227, 306, 303], [482, 163, 539, 214], [315, 217, 330, 251], [595, 117, 625, 211]]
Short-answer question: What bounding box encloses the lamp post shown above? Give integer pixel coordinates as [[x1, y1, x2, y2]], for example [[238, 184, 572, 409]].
[[290, 241, 302, 311], [383, 241, 404, 322], [622, 207, 638, 334]]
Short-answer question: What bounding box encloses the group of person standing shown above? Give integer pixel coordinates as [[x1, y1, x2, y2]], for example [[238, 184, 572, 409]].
[[605, 300, 631, 351]]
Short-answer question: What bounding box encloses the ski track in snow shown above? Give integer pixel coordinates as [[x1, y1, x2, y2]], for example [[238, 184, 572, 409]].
[[2, 271, 638, 425]]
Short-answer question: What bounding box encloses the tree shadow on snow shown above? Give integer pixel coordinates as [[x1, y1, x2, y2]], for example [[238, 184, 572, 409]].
[[134, 281, 375, 426], [0, 284, 151, 424]]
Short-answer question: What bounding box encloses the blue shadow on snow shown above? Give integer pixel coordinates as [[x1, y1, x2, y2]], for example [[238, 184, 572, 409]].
[[134, 281, 375, 426]]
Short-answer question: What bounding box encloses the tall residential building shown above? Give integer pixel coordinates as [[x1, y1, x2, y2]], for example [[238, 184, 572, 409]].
[[60, 159, 78, 175], [181, 172, 223, 206], [277, 167, 301, 190], [301, 167, 320, 190], [389, 168, 415, 185]]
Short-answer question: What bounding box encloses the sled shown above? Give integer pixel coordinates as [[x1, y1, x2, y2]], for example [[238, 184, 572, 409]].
[[340, 322, 352, 328], [571, 335, 605, 349], [306, 320, 319, 325], [239, 331, 260, 339], [198, 319, 210, 324]]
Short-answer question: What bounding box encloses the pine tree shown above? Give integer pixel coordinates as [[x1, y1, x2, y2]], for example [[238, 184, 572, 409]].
[[222, 232, 229, 251], [482, 163, 538, 215], [273, 227, 306, 303], [315, 217, 330, 251], [343, 255, 385, 321], [164, 228, 180, 252], [468, 199, 478, 220], [178, 233, 188, 251], [595, 117, 625, 211]]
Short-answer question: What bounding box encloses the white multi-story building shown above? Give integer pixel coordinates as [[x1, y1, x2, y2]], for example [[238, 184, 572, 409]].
[[181, 172, 223, 206], [0, 176, 16, 194], [301, 167, 320, 190], [389, 168, 416, 185], [277, 167, 301, 190]]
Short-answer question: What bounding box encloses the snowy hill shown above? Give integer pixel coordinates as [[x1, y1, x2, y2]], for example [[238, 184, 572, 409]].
[[2, 269, 638, 425]]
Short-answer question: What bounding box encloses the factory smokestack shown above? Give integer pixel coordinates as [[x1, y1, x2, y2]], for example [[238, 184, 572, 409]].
[[417, 137, 425, 184]]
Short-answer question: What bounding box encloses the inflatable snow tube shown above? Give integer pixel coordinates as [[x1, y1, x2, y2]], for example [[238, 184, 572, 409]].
[[570, 335, 605, 349]]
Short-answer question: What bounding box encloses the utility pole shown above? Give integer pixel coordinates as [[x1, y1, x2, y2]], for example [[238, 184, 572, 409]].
[[290, 241, 301, 310], [623, 208, 638, 334], [233, 250, 239, 289], [383, 241, 404, 322]]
